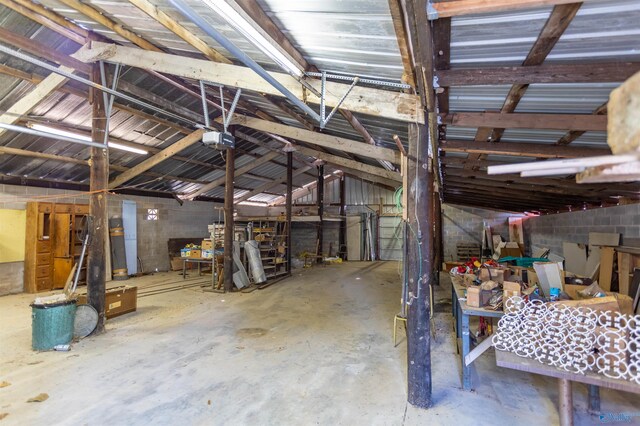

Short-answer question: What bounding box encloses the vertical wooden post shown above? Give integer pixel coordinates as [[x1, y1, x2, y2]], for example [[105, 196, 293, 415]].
[[87, 63, 108, 333], [406, 123, 433, 408], [316, 163, 324, 263], [223, 128, 235, 292], [285, 151, 293, 275], [433, 190, 443, 285], [338, 175, 346, 260]]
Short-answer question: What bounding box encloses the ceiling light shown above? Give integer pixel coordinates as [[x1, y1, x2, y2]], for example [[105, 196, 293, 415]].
[[30, 124, 148, 155], [202, 0, 303, 77]]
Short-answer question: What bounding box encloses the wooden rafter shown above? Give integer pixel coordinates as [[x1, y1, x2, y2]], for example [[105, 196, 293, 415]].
[[232, 116, 400, 164], [441, 140, 611, 158], [235, 166, 312, 204], [72, 42, 424, 124], [432, 0, 590, 18], [441, 112, 607, 131], [556, 103, 608, 145], [437, 62, 640, 86], [387, 0, 416, 87], [186, 151, 281, 199]]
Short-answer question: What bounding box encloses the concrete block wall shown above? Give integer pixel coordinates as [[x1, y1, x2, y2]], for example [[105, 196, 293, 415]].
[[442, 204, 514, 262], [0, 184, 218, 295], [523, 203, 640, 257], [290, 222, 339, 258]]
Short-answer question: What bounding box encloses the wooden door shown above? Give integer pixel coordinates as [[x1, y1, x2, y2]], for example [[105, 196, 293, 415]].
[[52, 213, 71, 288]]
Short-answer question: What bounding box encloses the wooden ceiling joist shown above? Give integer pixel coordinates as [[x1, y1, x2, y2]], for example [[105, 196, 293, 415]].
[[232, 116, 400, 164], [72, 42, 424, 124], [387, 0, 416, 87], [440, 140, 611, 158], [441, 112, 607, 131], [432, 0, 588, 19], [437, 62, 640, 86], [186, 151, 281, 200]]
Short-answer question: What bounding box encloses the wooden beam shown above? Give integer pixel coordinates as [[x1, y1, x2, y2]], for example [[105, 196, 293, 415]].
[[223, 141, 235, 292], [108, 129, 204, 188], [387, 0, 416, 87], [233, 116, 399, 164], [441, 112, 606, 131], [0, 0, 87, 44], [557, 103, 608, 145], [87, 64, 108, 333], [316, 164, 324, 262], [340, 168, 399, 189], [0, 27, 90, 74], [230, 0, 308, 71], [432, 0, 589, 18], [72, 42, 424, 124], [286, 151, 293, 273], [0, 65, 72, 134], [441, 140, 611, 158], [490, 3, 581, 142], [126, 0, 229, 63], [186, 151, 280, 200], [437, 63, 640, 86], [294, 146, 402, 183]]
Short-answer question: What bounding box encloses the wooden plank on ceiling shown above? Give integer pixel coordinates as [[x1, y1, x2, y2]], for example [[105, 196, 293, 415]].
[[441, 140, 611, 158], [437, 63, 640, 87], [432, 0, 589, 18], [72, 42, 424, 124], [441, 112, 607, 131], [233, 116, 400, 164]]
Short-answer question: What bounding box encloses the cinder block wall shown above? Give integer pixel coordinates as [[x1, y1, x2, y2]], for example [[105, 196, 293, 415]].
[[523, 203, 640, 257], [442, 204, 513, 262], [0, 184, 216, 295], [290, 222, 339, 258]]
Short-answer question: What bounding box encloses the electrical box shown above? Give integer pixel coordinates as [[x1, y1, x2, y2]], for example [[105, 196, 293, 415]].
[[202, 131, 235, 149]]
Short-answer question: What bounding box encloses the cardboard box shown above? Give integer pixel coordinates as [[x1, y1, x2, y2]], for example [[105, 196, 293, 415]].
[[552, 295, 620, 313], [77, 285, 137, 319], [466, 287, 492, 308], [479, 267, 511, 284], [503, 281, 522, 313], [201, 239, 213, 250], [463, 274, 477, 287], [201, 249, 213, 259], [444, 261, 465, 272], [180, 248, 190, 258], [189, 249, 202, 258], [467, 287, 481, 307], [170, 256, 184, 271]]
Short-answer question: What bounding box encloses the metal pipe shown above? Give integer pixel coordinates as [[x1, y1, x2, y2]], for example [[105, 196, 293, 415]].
[[168, 0, 322, 123], [0, 122, 107, 149], [200, 80, 211, 128], [0, 43, 201, 127], [320, 71, 326, 125]]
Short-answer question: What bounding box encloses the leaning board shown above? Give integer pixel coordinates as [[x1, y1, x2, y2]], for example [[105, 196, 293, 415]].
[[0, 209, 26, 263]]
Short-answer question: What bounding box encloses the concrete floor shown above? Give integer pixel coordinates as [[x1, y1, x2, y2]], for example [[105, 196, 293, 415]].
[[0, 261, 638, 425]]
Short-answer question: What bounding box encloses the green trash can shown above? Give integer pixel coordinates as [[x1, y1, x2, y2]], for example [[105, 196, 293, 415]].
[[31, 299, 77, 351]]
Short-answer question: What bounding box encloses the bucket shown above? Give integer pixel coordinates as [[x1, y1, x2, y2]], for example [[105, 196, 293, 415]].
[[31, 299, 77, 351]]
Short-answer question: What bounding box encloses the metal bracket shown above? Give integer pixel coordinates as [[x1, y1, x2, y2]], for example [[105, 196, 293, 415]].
[[427, 0, 439, 20], [318, 72, 360, 129], [203, 83, 242, 133], [98, 61, 122, 146]]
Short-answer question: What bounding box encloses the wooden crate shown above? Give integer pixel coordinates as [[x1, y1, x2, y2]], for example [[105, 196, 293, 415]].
[[77, 286, 137, 319]]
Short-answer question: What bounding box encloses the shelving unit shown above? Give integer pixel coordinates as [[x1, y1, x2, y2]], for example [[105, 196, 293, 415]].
[[250, 220, 289, 281], [24, 202, 89, 293]]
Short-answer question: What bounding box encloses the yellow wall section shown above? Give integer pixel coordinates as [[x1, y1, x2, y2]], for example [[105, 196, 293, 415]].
[[0, 209, 26, 262]]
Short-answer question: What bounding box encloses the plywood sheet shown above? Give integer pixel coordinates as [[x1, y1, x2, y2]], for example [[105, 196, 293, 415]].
[[0, 209, 26, 263], [589, 232, 620, 247]]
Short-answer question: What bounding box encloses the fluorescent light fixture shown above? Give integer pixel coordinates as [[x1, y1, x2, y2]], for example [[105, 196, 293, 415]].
[[202, 0, 303, 77], [30, 124, 148, 155]]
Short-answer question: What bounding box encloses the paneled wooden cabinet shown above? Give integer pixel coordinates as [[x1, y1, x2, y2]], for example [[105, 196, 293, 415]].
[[24, 202, 89, 293]]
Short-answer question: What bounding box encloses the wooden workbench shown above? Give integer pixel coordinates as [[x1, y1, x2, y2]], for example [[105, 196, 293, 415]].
[[496, 350, 640, 426]]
